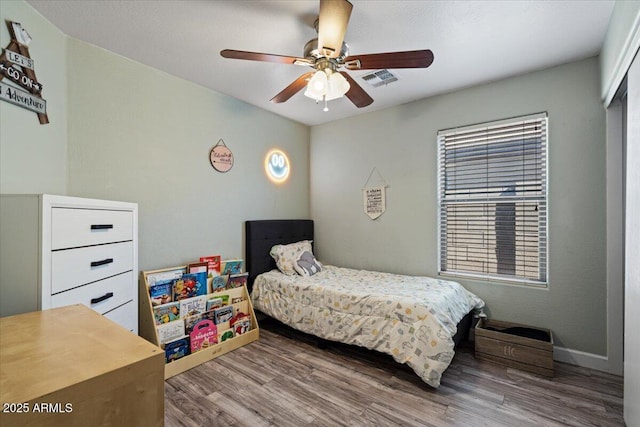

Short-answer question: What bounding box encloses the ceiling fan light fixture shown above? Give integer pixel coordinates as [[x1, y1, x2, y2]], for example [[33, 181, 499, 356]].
[[304, 70, 328, 100], [304, 69, 350, 108], [326, 71, 350, 100]]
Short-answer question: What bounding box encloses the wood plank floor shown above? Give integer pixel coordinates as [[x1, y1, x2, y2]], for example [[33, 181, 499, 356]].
[[165, 319, 625, 426]]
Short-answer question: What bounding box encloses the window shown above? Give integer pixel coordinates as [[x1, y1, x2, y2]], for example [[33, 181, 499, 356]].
[[437, 113, 547, 286]]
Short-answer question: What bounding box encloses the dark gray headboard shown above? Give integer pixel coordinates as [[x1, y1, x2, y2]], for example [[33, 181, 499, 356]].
[[245, 220, 314, 292]]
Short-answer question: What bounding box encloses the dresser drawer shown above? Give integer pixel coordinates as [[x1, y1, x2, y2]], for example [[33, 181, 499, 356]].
[[51, 207, 133, 250], [50, 272, 134, 314], [104, 301, 137, 332], [51, 241, 133, 294]]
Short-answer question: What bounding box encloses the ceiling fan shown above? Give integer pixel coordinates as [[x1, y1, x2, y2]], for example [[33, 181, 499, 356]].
[[220, 0, 434, 111]]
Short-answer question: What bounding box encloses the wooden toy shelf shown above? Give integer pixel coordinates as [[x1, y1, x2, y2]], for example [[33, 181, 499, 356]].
[[138, 265, 259, 379]]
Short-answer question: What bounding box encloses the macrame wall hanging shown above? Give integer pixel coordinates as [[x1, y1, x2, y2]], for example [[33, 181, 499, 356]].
[[362, 167, 388, 220]]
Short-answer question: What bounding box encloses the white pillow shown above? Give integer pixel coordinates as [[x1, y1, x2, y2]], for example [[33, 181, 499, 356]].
[[270, 240, 322, 276]]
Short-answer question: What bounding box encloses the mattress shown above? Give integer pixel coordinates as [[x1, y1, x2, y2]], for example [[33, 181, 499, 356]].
[[251, 265, 485, 388]]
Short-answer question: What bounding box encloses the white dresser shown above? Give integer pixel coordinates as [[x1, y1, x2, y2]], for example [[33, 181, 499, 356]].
[[0, 194, 139, 333]]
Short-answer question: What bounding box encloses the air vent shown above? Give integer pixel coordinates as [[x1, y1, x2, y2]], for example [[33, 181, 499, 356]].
[[361, 69, 398, 87]]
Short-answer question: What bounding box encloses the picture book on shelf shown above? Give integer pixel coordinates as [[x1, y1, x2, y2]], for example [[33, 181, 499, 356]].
[[231, 312, 251, 336], [165, 336, 189, 363], [200, 255, 221, 276], [184, 310, 216, 335], [206, 294, 229, 311], [153, 301, 180, 325], [157, 319, 185, 344], [205, 296, 223, 311], [220, 259, 243, 275], [213, 305, 234, 325], [173, 272, 207, 300], [189, 319, 218, 353], [187, 261, 208, 274], [220, 329, 234, 342], [211, 275, 226, 293], [149, 279, 174, 306], [146, 269, 184, 286], [179, 295, 207, 318], [226, 272, 248, 289]]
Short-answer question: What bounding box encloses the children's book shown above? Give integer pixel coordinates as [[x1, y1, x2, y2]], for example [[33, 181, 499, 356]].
[[206, 294, 229, 311], [219, 329, 234, 342], [184, 310, 216, 335], [220, 259, 243, 275], [179, 295, 208, 318], [157, 319, 185, 344], [188, 261, 208, 274], [173, 272, 207, 300], [213, 305, 234, 325], [205, 296, 223, 311], [226, 272, 248, 289], [230, 312, 251, 336], [189, 319, 218, 353], [211, 275, 226, 293], [153, 301, 180, 325], [200, 255, 221, 276], [149, 279, 174, 306], [146, 269, 184, 286], [164, 336, 189, 363]]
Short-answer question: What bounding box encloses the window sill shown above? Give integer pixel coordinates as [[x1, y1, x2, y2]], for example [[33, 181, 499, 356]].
[[438, 271, 548, 289]]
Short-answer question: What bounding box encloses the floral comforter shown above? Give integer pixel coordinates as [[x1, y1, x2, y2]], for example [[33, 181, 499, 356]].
[[251, 265, 485, 388]]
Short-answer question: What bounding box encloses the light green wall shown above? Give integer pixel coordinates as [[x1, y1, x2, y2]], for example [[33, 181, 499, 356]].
[[0, 0, 67, 194], [0, 0, 309, 270], [66, 39, 310, 270], [310, 57, 607, 355]]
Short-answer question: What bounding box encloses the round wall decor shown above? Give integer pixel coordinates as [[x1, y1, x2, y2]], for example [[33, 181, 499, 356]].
[[210, 139, 234, 172], [265, 149, 290, 183]]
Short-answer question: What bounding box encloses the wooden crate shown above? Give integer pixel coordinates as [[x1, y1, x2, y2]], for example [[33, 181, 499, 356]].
[[139, 266, 259, 379], [0, 305, 164, 427], [475, 318, 554, 377]]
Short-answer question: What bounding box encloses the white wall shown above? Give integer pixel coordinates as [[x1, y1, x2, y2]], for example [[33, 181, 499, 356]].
[[0, 0, 68, 194], [310, 57, 607, 358], [66, 39, 310, 270]]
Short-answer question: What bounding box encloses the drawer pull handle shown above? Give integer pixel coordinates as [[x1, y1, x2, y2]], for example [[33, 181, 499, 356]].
[[91, 224, 113, 230], [90, 258, 114, 267], [91, 292, 114, 304]]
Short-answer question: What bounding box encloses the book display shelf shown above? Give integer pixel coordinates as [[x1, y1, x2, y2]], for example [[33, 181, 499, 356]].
[[139, 265, 259, 379]]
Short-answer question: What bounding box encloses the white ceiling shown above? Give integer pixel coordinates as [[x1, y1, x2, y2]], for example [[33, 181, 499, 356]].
[[26, 0, 614, 126]]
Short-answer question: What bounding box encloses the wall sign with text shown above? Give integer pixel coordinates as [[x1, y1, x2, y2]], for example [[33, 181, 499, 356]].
[[362, 167, 388, 220], [209, 139, 234, 172], [0, 21, 48, 124]]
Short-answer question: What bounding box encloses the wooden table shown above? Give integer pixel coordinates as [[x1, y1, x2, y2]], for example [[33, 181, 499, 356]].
[[0, 304, 164, 426]]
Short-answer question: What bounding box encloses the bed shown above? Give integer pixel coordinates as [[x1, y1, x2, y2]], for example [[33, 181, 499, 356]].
[[245, 219, 485, 388]]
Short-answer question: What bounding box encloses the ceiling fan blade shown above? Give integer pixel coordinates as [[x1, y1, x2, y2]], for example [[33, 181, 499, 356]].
[[344, 49, 434, 70], [221, 49, 310, 65], [340, 72, 373, 108], [270, 72, 315, 103], [317, 0, 353, 58]]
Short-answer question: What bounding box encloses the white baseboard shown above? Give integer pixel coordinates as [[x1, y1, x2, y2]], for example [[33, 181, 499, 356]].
[[553, 346, 620, 374]]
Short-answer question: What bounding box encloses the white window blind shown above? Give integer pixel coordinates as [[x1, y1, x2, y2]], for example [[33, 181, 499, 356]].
[[437, 113, 547, 285]]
